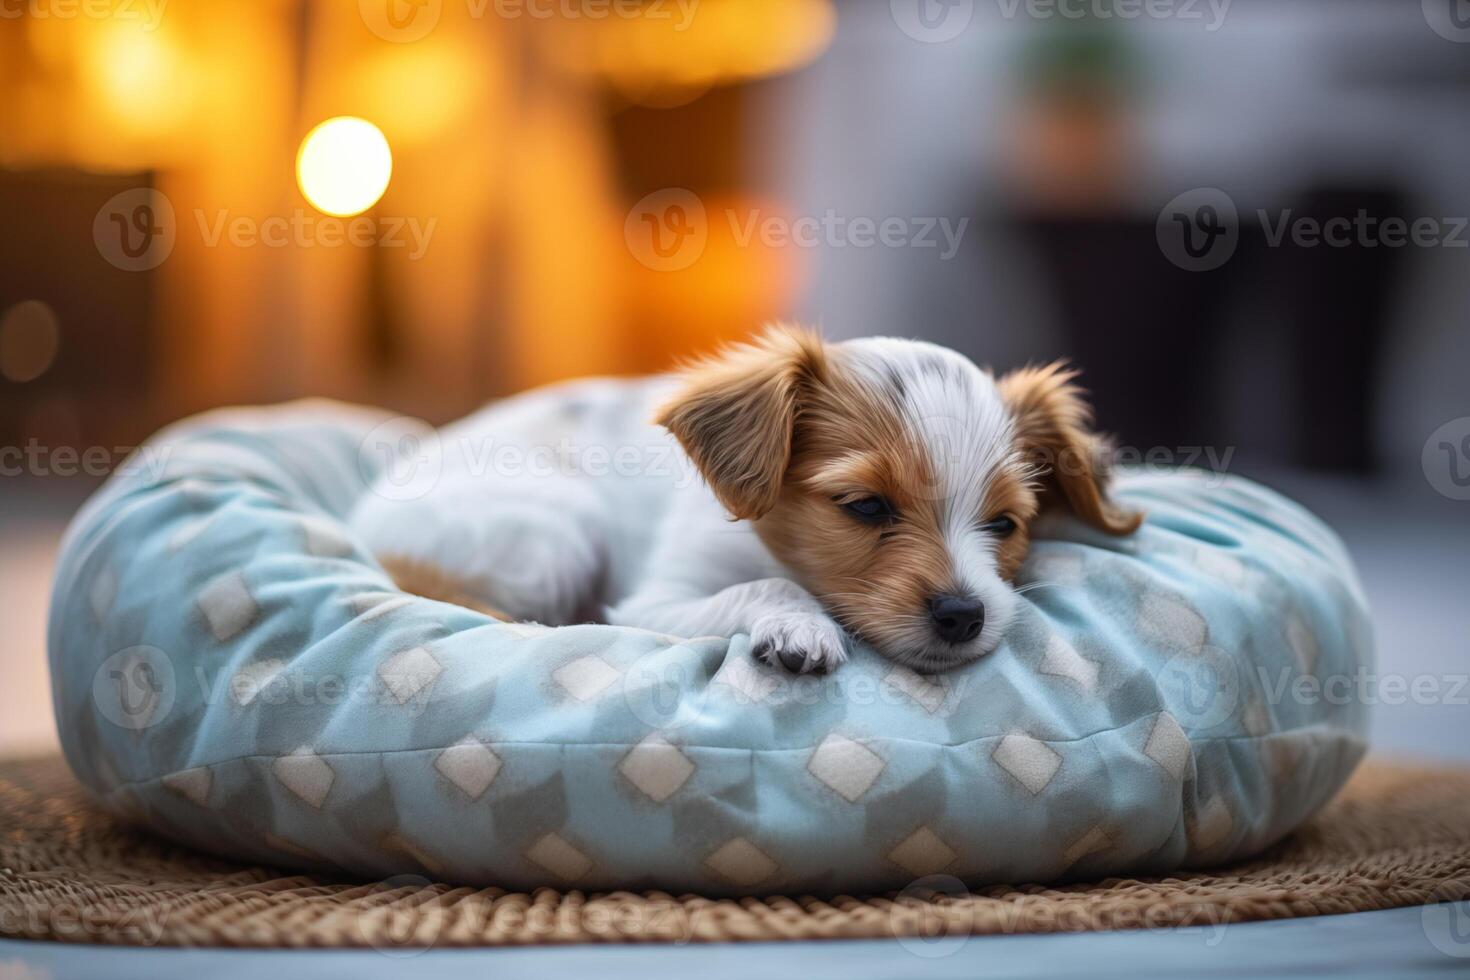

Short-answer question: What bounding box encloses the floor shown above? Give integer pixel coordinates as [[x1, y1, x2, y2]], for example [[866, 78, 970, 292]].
[[2, 902, 1467, 979], [0, 477, 94, 756]]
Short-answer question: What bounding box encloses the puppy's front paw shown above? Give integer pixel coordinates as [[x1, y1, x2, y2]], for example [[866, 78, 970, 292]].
[[750, 612, 849, 675]]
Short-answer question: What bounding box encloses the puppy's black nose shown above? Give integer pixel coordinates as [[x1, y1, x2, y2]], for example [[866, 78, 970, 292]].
[[928, 594, 985, 644]]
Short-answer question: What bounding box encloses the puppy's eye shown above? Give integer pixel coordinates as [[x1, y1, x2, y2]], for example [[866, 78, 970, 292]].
[[840, 495, 896, 525], [980, 515, 1018, 537]]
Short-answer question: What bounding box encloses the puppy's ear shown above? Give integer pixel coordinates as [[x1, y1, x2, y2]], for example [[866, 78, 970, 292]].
[[997, 362, 1142, 536], [657, 324, 827, 520]]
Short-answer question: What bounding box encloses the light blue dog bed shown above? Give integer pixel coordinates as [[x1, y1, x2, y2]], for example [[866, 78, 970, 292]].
[[48, 400, 1372, 893]]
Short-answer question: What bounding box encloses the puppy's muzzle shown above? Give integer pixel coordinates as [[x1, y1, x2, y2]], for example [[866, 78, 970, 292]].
[[929, 594, 984, 644]]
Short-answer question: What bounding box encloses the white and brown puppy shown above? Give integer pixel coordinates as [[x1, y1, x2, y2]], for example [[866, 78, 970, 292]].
[[353, 325, 1140, 674]]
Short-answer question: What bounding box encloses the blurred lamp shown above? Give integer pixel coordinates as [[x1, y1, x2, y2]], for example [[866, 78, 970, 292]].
[[296, 117, 393, 217]]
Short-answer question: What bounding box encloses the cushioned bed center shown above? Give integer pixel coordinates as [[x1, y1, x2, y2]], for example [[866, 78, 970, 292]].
[[48, 400, 1372, 894]]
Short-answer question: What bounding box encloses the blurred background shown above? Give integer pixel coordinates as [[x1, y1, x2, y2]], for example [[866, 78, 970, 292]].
[[1, 0, 1466, 758]]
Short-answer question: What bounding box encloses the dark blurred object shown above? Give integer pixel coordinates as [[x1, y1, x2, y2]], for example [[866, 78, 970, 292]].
[[1015, 183, 1411, 474], [0, 170, 157, 450], [1274, 187, 1410, 472], [1014, 214, 1239, 456]]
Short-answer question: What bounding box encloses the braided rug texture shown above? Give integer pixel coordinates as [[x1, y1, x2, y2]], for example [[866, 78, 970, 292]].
[[2, 755, 1467, 948]]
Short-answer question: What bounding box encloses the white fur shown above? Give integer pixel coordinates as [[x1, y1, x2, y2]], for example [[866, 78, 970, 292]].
[[351, 339, 1024, 673], [842, 339, 1022, 660]]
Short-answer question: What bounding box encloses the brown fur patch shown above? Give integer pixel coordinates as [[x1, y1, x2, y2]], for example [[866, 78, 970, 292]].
[[996, 362, 1142, 536], [379, 555, 509, 619], [981, 464, 1041, 581], [655, 324, 828, 520]]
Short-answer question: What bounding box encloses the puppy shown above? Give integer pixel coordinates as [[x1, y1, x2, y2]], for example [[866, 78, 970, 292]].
[[352, 325, 1140, 673]]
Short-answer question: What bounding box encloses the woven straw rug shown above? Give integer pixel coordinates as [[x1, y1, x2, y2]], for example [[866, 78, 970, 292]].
[[2, 754, 1468, 948]]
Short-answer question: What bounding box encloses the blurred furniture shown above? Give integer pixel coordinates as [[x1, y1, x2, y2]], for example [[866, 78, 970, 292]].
[[1013, 184, 1410, 473], [0, 170, 157, 450]]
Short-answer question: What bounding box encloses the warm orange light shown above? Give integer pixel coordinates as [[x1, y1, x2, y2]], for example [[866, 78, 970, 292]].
[[296, 117, 394, 217], [543, 0, 836, 95], [86, 22, 192, 138], [627, 192, 808, 373], [354, 40, 478, 145]]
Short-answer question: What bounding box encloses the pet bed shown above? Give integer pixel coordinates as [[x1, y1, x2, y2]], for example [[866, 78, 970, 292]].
[[47, 399, 1372, 893]]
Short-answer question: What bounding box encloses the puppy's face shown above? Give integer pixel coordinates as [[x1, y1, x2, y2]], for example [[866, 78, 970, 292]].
[[659, 326, 1140, 672]]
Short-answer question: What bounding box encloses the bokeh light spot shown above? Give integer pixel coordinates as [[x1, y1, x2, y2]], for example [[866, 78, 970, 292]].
[[296, 116, 393, 217]]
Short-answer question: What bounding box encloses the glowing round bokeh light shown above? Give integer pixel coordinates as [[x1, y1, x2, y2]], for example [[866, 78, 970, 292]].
[[296, 116, 393, 217]]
